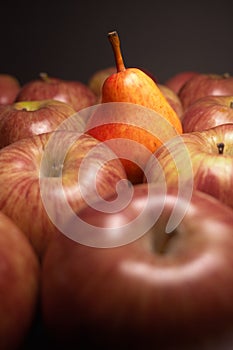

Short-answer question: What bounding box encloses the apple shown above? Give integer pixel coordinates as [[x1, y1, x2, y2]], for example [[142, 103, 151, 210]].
[[85, 102, 181, 184], [88, 66, 116, 99], [164, 70, 199, 94], [41, 184, 233, 349], [0, 129, 127, 258], [179, 72, 233, 111], [16, 72, 97, 112], [182, 95, 233, 132], [0, 99, 86, 148], [0, 210, 40, 349], [145, 123, 233, 209], [0, 73, 20, 105], [158, 83, 184, 118]]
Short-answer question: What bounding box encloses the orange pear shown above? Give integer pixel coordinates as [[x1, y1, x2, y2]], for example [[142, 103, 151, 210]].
[[102, 31, 182, 134]]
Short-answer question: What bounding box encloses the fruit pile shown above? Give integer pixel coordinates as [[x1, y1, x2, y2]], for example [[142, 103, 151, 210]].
[[1, 31, 233, 349]]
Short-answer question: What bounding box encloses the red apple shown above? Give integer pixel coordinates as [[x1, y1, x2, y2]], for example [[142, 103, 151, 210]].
[[16, 72, 97, 112], [0, 73, 20, 105], [182, 95, 233, 132], [0, 130, 127, 258], [179, 72, 233, 111], [158, 83, 184, 118], [41, 184, 233, 349], [0, 99, 86, 148], [0, 210, 40, 349], [85, 102, 181, 184], [146, 123, 233, 209], [164, 70, 199, 94]]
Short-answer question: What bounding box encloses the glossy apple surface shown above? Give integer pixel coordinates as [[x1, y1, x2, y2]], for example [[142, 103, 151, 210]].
[[0, 73, 20, 105], [0, 99, 85, 148], [85, 102, 181, 184], [0, 210, 39, 349], [179, 73, 233, 110], [164, 71, 199, 94], [182, 95, 233, 132], [0, 131, 127, 258], [158, 83, 183, 118], [16, 73, 97, 111], [146, 123, 233, 209], [41, 185, 233, 349]]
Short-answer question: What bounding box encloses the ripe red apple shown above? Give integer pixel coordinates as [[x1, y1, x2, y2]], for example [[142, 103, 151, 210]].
[[16, 73, 97, 111], [85, 102, 180, 184], [158, 83, 184, 118], [0, 130, 127, 258], [164, 70, 199, 94], [0, 210, 40, 349], [0, 73, 20, 105], [146, 123, 233, 209], [182, 95, 233, 132], [41, 184, 233, 349], [0, 99, 86, 148], [179, 72, 233, 111]]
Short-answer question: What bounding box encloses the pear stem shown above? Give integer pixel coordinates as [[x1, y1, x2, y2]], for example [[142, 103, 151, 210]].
[[108, 31, 126, 72]]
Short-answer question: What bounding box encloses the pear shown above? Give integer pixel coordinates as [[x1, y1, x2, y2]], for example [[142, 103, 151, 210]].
[[102, 31, 182, 134]]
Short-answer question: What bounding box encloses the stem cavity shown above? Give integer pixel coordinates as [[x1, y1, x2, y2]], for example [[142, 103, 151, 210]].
[[217, 142, 225, 154]]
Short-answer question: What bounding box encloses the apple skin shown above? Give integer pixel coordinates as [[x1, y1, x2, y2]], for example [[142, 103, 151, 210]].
[[0, 99, 85, 148], [164, 71, 199, 94], [146, 123, 233, 209], [158, 83, 184, 118], [85, 102, 180, 184], [16, 73, 97, 112], [0, 73, 20, 105], [41, 184, 233, 349], [88, 66, 116, 99], [182, 95, 233, 132], [0, 131, 127, 258], [179, 73, 233, 111], [0, 210, 40, 349]]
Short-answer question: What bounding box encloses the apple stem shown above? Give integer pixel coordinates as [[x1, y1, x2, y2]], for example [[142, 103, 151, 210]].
[[217, 142, 224, 154], [108, 31, 126, 72], [230, 101, 233, 109], [39, 72, 50, 82]]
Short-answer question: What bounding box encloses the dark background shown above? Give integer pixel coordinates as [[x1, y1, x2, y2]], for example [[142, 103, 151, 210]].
[[1, 1, 233, 86]]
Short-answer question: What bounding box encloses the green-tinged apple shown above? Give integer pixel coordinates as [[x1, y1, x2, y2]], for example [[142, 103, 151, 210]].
[[146, 123, 233, 209], [164, 70, 199, 94], [182, 95, 233, 132], [88, 66, 116, 99], [0, 210, 40, 350], [179, 72, 233, 110], [0, 99, 86, 148], [16, 72, 97, 112], [0, 73, 20, 105], [158, 83, 183, 118], [0, 130, 127, 258], [41, 184, 233, 349], [86, 31, 182, 184]]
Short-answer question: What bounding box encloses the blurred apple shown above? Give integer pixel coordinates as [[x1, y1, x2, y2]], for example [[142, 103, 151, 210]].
[[0, 99, 86, 148], [0, 130, 127, 258], [179, 72, 233, 110], [0, 73, 20, 105], [182, 95, 233, 132], [16, 72, 97, 111], [88, 66, 116, 99], [41, 184, 233, 349], [0, 210, 39, 349], [146, 123, 233, 209], [158, 83, 183, 118], [164, 71, 199, 94]]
